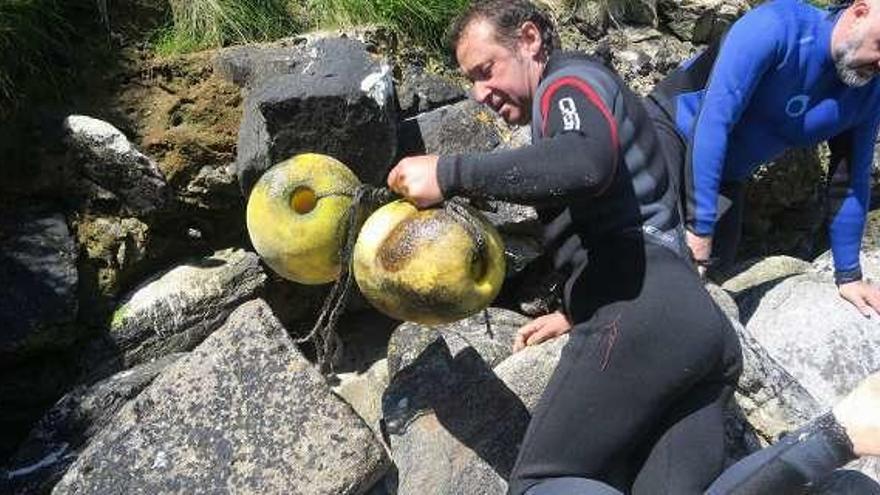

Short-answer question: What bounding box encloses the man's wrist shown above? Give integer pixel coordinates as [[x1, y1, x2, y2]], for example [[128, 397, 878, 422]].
[[835, 267, 863, 286]]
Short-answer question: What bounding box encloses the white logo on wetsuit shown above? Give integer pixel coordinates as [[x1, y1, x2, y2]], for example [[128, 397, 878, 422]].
[[785, 95, 810, 118], [559, 97, 581, 131]]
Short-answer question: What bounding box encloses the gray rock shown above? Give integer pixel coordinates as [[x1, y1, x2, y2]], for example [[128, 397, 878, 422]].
[[107, 248, 267, 367], [2, 354, 184, 494], [396, 68, 467, 118], [398, 99, 501, 158], [387, 308, 529, 377], [747, 273, 880, 407], [657, 0, 748, 43], [235, 37, 397, 193], [63, 116, 169, 216], [53, 299, 389, 494], [0, 208, 78, 361], [722, 256, 812, 322]]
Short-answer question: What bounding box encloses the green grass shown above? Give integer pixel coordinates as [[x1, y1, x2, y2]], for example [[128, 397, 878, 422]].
[[155, 0, 303, 55], [155, 0, 470, 54], [306, 0, 469, 50]]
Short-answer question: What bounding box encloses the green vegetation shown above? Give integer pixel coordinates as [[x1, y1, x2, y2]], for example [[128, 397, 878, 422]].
[[307, 0, 470, 50], [156, 0, 303, 55], [0, 0, 100, 115]]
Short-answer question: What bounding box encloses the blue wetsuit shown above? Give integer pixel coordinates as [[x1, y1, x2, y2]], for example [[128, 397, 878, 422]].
[[650, 0, 880, 282]]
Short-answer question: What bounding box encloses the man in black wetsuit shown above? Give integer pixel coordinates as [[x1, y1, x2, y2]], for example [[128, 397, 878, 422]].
[[387, 1, 742, 493], [528, 371, 880, 494]]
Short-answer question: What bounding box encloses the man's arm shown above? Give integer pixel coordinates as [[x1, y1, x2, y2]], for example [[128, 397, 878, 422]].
[[827, 116, 880, 315], [436, 77, 619, 207], [684, 7, 780, 237]]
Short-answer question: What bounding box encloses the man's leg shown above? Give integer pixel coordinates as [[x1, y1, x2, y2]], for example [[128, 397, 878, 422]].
[[507, 243, 741, 495]]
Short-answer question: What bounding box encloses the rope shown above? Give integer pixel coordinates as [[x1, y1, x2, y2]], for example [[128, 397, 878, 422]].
[[295, 185, 399, 373]]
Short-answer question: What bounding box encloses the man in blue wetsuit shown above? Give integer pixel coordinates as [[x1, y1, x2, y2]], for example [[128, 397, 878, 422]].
[[650, 0, 880, 315]]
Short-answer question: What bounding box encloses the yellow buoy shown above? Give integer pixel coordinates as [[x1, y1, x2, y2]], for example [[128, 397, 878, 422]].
[[353, 200, 506, 324], [246, 153, 361, 284]]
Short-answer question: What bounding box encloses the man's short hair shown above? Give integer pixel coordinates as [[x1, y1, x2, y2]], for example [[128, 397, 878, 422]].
[[446, 0, 560, 60]]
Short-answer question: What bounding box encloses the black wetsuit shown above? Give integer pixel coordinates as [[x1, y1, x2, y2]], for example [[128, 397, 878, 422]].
[[437, 52, 742, 495], [524, 412, 871, 495]]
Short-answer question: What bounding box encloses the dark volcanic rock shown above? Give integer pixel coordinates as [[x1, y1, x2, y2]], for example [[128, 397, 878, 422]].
[[236, 37, 397, 194]]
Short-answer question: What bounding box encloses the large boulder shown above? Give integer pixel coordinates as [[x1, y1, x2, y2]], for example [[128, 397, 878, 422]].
[[383, 337, 564, 495], [1, 354, 184, 494], [53, 299, 389, 494], [383, 307, 566, 495], [63, 116, 169, 217], [103, 248, 266, 369], [0, 207, 78, 362], [746, 273, 880, 478], [236, 37, 397, 193]]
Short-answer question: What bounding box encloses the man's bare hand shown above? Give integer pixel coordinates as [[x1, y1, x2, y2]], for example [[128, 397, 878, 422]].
[[513, 311, 572, 353], [686, 230, 713, 277], [838, 280, 880, 318], [834, 371, 880, 457], [387, 155, 443, 208]]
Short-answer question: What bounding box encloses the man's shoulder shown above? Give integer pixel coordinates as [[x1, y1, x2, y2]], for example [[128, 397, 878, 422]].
[[738, 0, 823, 28], [541, 52, 621, 89]]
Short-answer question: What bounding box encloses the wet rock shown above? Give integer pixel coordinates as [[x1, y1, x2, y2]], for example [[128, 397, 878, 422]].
[[0, 207, 78, 362], [398, 99, 501, 158], [54, 299, 389, 494], [106, 248, 266, 368], [63, 116, 169, 217], [236, 37, 397, 193], [1, 354, 183, 494], [387, 308, 528, 377], [396, 68, 467, 118]]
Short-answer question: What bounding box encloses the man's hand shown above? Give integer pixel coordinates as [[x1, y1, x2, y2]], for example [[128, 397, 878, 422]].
[[686, 230, 713, 277], [838, 280, 880, 318], [387, 155, 443, 208], [513, 311, 572, 353], [834, 371, 880, 457]]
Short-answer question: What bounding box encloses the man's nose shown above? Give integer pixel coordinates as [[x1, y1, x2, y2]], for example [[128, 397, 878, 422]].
[[472, 83, 491, 104]]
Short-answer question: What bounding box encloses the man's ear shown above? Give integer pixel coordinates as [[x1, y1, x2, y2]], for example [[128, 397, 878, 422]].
[[518, 21, 544, 58]]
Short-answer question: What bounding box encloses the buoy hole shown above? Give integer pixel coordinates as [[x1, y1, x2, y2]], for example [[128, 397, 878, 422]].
[[291, 187, 317, 214], [470, 253, 488, 283]]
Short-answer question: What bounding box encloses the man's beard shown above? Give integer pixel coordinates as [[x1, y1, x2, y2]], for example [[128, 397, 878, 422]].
[[834, 29, 875, 87]]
